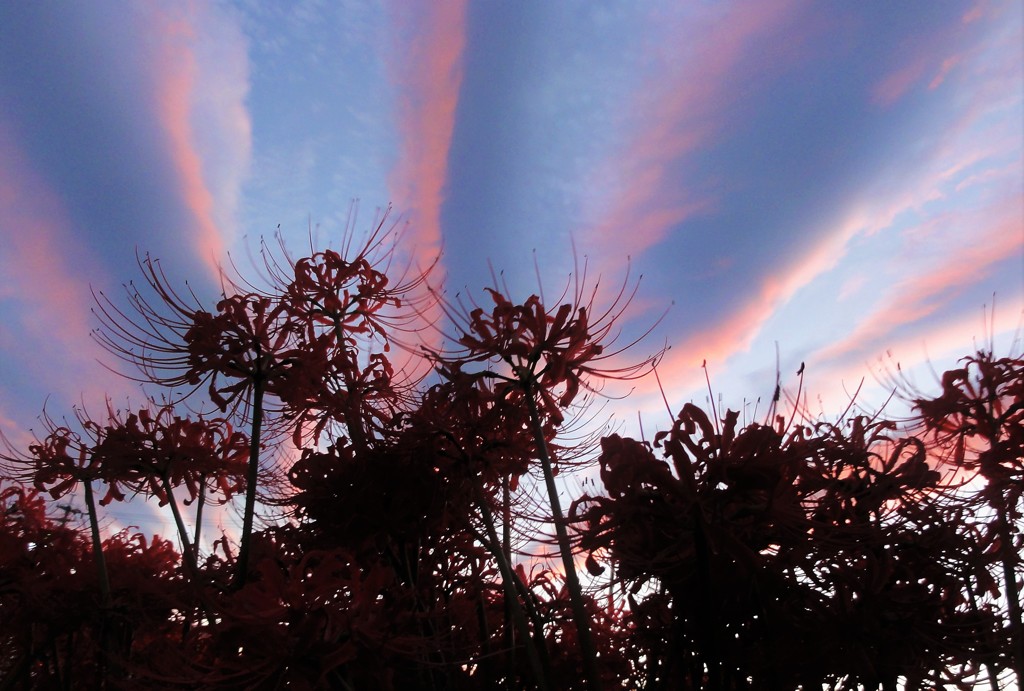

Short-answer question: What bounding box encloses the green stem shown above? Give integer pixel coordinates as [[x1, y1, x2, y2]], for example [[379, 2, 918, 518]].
[[82, 476, 113, 683], [524, 387, 602, 690], [235, 375, 265, 588], [82, 478, 112, 608], [161, 474, 201, 580], [995, 500, 1024, 683], [502, 475, 515, 688], [475, 594, 495, 687], [475, 486, 550, 690], [502, 475, 512, 576], [332, 322, 368, 454], [962, 557, 1002, 691], [192, 474, 207, 558], [160, 474, 216, 633]]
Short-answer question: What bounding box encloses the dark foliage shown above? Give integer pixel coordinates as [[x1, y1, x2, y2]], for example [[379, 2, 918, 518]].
[[1, 230, 1019, 689]]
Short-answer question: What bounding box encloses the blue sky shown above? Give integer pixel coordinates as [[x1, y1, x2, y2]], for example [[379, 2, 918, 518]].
[[0, 2, 1021, 534]]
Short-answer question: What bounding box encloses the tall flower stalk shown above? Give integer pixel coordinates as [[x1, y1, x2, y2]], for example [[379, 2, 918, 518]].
[[92, 214, 437, 586], [430, 274, 660, 690], [2, 227, 1019, 687], [905, 351, 1024, 685]]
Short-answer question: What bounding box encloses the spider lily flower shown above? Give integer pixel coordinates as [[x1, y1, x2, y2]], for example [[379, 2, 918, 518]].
[[9, 404, 248, 509], [447, 283, 659, 424]]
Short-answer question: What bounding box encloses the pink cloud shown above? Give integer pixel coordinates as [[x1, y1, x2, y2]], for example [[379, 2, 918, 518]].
[[581, 0, 805, 265], [0, 121, 123, 408], [157, 60, 223, 274], [869, 8, 1000, 109], [812, 200, 1023, 369], [0, 403, 32, 454], [962, 1, 989, 24], [806, 293, 1024, 418], [607, 172, 1019, 417], [607, 280, 800, 422], [386, 1, 468, 262], [882, 294, 1023, 369], [590, 3, 1019, 425], [148, 3, 251, 279], [382, 1, 469, 348], [636, 204, 864, 399], [638, 276, 796, 408], [0, 127, 91, 333], [929, 54, 964, 90], [599, 204, 874, 419], [871, 56, 929, 107]]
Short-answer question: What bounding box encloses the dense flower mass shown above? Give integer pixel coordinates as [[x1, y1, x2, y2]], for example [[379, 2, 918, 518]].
[[0, 232, 1020, 690]]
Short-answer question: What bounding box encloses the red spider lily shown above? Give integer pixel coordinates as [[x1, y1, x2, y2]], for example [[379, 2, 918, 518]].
[[575, 398, 1000, 689], [910, 352, 1024, 490], [903, 350, 1024, 685], [425, 276, 661, 691], [26, 423, 94, 500], [257, 209, 438, 343], [0, 483, 187, 688], [185, 530, 495, 690], [13, 405, 248, 509], [102, 528, 182, 600], [93, 256, 337, 416], [276, 257, 431, 449], [8, 226, 1021, 690], [448, 286, 656, 425], [285, 248, 396, 338], [182, 292, 305, 411], [3, 404, 246, 640], [0, 482, 100, 686], [573, 433, 697, 588], [405, 365, 537, 485], [92, 218, 440, 590], [281, 346, 404, 449], [514, 565, 632, 689], [91, 406, 249, 506], [288, 438, 457, 549]]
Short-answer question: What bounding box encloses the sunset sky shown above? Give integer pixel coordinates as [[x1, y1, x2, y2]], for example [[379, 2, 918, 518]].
[[1, 3, 1021, 536]]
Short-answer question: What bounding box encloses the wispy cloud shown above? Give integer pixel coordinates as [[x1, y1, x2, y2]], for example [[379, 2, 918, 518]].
[[871, 56, 931, 107], [0, 122, 123, 417], [643, 0, 1018, 407], [813, 198, 1023, 369], [0, 2, 251, 289], [150, 3, 252, 277], [811, 5, 1021, 372], [0, 0, 252, 428], [579, 0, 805, 264], [156, 44, 225, 275], [386, 0, 468, 265], [802, 293, 1024, 419], [867, 4, 988, 108], [632, 229, 847, 412]]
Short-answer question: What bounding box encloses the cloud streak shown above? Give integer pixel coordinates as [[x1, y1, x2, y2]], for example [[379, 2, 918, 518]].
[[0, 0, 1019, 552], [0, 0, 253, 446], [813, 197, 1023, 369], [0, 2, 251, 289], [621, 1, 1020, 414], [155, 28, 225, 276], [579, 0, 805, 264], [637, 231, 846, 412], [386, 0, 468, 265], [151, 3, 252, 277], [0, 121, 124, 424]]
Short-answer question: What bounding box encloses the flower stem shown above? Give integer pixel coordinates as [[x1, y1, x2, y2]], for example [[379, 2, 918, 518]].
[[525, 387, 602, 690], [234, 374, 265, 588]]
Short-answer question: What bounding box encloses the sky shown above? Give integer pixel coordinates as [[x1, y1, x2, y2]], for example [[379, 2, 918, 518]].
[[0, 1, 1022, 539]]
